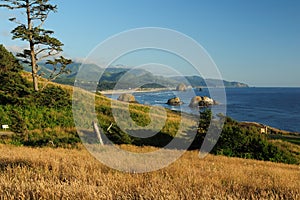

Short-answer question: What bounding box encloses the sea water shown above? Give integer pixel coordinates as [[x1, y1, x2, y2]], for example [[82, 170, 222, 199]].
[[105, 87, 300, 133]]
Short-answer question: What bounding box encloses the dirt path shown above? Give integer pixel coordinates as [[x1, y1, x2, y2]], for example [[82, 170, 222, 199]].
[[0, 131, 14, 136]]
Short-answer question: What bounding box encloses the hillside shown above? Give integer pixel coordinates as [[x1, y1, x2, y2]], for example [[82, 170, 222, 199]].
[[171, 76, 249, 88], [26, 62, 249, 90], [1, 74, 299, 164], [0, 144, 299, 199], [0, 44, 300, 199], [1, 45, 299, 165]]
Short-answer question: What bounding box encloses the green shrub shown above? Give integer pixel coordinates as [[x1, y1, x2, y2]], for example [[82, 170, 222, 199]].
[[190, 109, 299, 164], [32, 85, 72, 108], [21, 128, 80, 148]]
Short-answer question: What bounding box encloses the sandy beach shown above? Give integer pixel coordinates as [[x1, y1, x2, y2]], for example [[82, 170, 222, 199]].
[[99, 87, 175, 95]]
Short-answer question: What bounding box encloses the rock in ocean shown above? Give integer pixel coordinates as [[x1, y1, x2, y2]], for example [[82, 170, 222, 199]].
[[189, 96, 217, 107], [176, 83, 187, 91], [167, 97, 183, 106], [117, 93, 138, 103]]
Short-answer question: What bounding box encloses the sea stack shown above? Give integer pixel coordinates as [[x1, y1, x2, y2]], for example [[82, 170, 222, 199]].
[[167, 97, 183, 106], [176, 83, 187, 91], [189, 96, 217, 107], [117, 93, 137, 103]]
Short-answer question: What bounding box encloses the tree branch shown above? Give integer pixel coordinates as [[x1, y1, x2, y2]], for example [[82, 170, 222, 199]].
[[35, 47, 50, 56], [37, 49, 60, 61], [9, 17, 24, 25]]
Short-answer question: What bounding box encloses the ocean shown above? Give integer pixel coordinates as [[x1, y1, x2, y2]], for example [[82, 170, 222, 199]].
[[105, 87, 300, 133]]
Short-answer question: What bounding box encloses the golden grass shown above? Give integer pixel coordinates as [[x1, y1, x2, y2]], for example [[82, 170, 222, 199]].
[[21, 71, 75, 94], [0, 144, 299, 199]]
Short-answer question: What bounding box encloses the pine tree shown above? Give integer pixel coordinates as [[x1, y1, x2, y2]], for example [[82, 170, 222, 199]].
[[0, 44, 22, 73], [0, 0, 72, 91], [0, 44, 31, 104]]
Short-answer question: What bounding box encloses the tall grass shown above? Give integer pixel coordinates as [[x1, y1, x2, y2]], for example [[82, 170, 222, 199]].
[[0, 144, 299, 199]]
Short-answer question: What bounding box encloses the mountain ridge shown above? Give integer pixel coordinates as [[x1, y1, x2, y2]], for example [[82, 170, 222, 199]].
[[24, 62, 249, 90]]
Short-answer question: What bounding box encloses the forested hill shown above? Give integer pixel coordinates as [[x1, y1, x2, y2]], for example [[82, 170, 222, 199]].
[[25, 62, 249, 90]]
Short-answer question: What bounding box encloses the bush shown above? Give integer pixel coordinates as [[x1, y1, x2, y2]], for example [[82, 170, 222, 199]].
[[21, 128, 80, 148], [31, 85, 72, 108], [190, 109, 298, 164], [211, 123, 298, 164], [9, 109, 27, 134]]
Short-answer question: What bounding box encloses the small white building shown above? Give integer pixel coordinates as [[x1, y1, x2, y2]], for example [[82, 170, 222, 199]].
[[2, 125, 9, 131], [260, 126, 268, 134]]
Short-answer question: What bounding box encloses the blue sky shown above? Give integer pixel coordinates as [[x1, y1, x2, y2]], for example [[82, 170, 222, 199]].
[[0, 0, 299, 87]]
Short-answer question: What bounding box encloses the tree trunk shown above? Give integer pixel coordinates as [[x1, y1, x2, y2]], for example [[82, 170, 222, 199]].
[[31, 52, 39, 91], [26, 0, 39, 91]]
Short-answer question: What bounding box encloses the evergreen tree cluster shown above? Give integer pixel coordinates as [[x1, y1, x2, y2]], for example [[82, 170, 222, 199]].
[[0, 44, 32, 105]]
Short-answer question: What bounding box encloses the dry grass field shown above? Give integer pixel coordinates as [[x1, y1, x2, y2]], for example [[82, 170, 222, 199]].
[[0, 144, 299, 199]]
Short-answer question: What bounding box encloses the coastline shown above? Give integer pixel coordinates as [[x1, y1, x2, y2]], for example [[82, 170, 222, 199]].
[[99, 86, 251, 95], [100, 88, 300, 135], [100, 87, 175, 95], [239, 121, 299, 135], [100, 86, 226, 95]]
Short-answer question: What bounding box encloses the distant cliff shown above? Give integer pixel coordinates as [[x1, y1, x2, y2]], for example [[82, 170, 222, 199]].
[[171, 76, 249, 88], [25, 63, 249, 90]]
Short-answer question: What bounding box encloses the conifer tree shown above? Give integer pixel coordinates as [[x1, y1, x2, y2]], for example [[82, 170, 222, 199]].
[[0, 0, 72, 91], [0, 44, 31, 104]]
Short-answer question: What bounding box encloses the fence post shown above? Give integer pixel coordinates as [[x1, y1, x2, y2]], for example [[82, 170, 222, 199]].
[[92, 121, 104, 145]]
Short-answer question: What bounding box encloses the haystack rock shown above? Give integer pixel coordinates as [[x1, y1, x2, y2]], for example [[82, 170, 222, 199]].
[[167, 97, 183, 106], [189, 96, 203, 107], [117, 93, 137, 103], [176, 83, 187, 91], [189, 96, 217, 107]]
